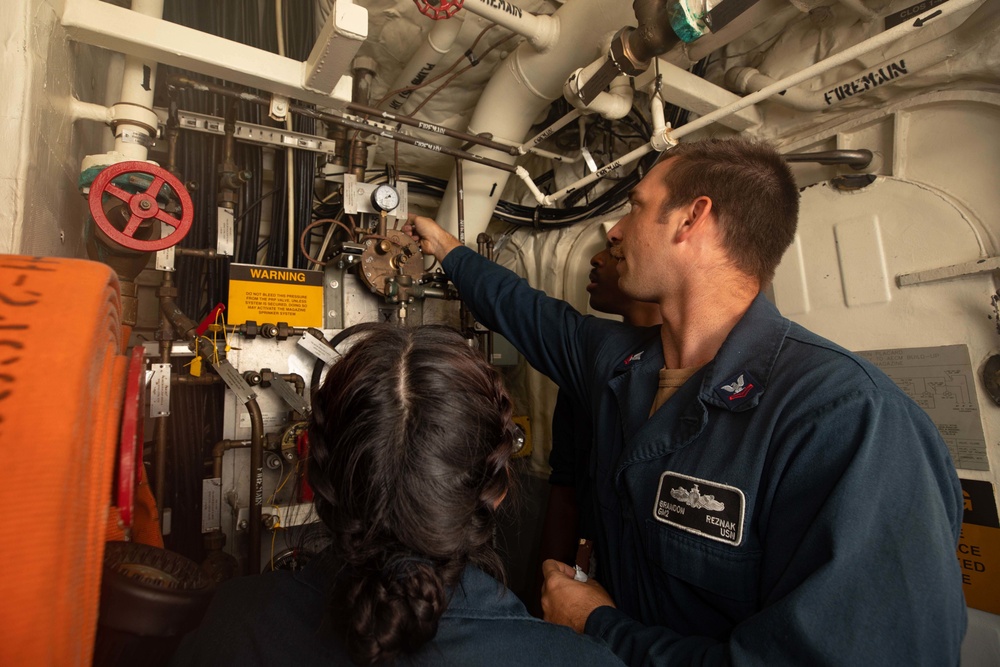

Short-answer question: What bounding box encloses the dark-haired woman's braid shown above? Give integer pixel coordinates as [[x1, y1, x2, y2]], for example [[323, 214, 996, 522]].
[[307, 324, 515, 664]]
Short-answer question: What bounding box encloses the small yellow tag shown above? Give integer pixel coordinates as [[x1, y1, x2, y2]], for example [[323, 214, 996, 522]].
[[189, 355, 202, 377]]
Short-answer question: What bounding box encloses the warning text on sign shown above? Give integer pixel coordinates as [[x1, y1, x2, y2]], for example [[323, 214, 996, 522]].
[[228, 263, 323, 328]]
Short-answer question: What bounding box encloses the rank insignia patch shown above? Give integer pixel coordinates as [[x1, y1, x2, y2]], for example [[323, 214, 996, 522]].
[[653, 472, 745, 546], [713, 370, 760, 406]]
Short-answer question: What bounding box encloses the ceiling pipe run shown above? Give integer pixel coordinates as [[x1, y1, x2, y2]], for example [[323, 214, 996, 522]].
[[725, 0, 995, 112], [461, 0, 559, 51], [541, 0, 983, 204], [385, 13, 466, 114], [435, 0, 637, 244]]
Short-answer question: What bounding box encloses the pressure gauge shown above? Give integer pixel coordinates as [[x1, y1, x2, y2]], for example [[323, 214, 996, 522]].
[[370, 184, 400, 213]]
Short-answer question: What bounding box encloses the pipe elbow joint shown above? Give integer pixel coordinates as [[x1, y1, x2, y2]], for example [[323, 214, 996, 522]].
[[724, 66, 761, 94], [650, 126, 678, 153], [564, 62, 634, 120], [528, 14, 560, 52]]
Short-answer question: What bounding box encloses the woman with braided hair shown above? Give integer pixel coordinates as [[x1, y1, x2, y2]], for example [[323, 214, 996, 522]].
[[171, 323, 623, 666]]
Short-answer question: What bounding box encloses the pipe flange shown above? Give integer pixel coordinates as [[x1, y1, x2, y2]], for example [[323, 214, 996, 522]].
[[609, 27, 650, 77], [110, 102, 161, 137]]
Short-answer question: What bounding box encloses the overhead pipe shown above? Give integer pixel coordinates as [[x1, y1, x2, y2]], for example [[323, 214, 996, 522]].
[[435, 0, 638, 245], [460, 0, 559, 51], [347, 102, 519, 155], [724, 0, 995, 112], [784, 149, 874, 169], [165, 74, 520, 172], [564, 57, 634, 120], [540, 0, 983, 205], [575, 0, 708, 105], [385, 13, 466, 114]]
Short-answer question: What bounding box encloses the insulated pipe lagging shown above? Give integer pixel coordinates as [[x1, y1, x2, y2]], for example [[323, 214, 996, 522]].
[[436, 0, 637, 244], [724, 0, 996, 112], [385, 14, 465, 114], [543, 0, 984, 204]]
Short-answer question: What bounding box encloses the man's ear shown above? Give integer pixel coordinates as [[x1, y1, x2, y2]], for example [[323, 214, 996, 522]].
[[675, 196, 714, 242]]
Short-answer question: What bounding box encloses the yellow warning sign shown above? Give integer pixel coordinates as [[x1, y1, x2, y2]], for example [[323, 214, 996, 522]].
[[228, 263, 323, 327], [957, 478, 1000, 615]]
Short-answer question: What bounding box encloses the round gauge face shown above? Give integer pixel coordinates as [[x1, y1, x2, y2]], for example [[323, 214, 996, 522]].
[[371, 184, 400, 212]]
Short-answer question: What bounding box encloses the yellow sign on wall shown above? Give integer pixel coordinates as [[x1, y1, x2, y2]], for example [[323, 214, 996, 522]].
[[228, 264, 324, 328], [957, 478, 1000, 615]]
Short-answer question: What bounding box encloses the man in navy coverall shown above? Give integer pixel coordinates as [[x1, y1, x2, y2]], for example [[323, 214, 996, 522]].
[[406, 137, 966, 666]]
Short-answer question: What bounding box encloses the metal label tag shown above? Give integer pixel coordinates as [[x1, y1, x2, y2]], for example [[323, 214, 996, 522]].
[[217, 206, 235, 257], [212, 360, 256, 404], [297, 332, 339, 365], [201, 478, 222, 533], [149, 363, 171, 417]]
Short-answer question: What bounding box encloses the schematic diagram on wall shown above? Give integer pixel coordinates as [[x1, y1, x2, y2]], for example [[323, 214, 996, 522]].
[[857, 344, 990, 471]]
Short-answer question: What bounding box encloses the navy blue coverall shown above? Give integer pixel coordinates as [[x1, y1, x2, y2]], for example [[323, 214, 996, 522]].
[[444, 246, 966, 666], [170, 551, 624, 666]]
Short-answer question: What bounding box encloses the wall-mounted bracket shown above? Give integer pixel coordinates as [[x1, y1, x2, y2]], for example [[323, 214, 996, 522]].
[[897, 256, 1000, 287]]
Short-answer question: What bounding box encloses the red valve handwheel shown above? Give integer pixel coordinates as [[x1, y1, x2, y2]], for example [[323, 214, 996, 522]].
[[413, 0, 463, 20], [117, 345, 146, 531], [88, 161, 194, 253]]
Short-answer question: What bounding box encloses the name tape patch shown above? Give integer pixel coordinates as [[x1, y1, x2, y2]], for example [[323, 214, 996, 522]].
[[653, 472, 745, 546]]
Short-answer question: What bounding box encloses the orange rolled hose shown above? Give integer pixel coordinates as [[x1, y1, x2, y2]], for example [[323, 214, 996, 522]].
[[0, 255, 125, 666]]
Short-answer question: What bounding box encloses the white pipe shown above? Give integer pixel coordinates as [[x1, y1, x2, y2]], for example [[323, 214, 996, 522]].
[[564, 61, 634, 120], [725, 0, 995, 112], [635, 59, 761, 132], [461, 0, 559, 51], [68, 99, 112, 124], [543, 0, 984, 204], [673, 0, 982, 136], [385, 14, 465, 113], [277, 0, 296, 269], [650, 90, 667, 135], [518, 108, 582, 154], [436, 0, 636, 244], [113, 0, 164, 160]]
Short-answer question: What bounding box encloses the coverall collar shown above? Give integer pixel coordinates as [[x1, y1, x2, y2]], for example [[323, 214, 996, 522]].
[[611, 292, 790, 468]]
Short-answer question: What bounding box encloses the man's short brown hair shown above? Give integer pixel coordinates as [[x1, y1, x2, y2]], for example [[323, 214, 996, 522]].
[[657, 138, 799, 285]]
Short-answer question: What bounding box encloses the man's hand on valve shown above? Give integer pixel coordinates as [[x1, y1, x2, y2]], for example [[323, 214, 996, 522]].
[[404, 214, 462, 262], [540, 559, 616, 633]]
